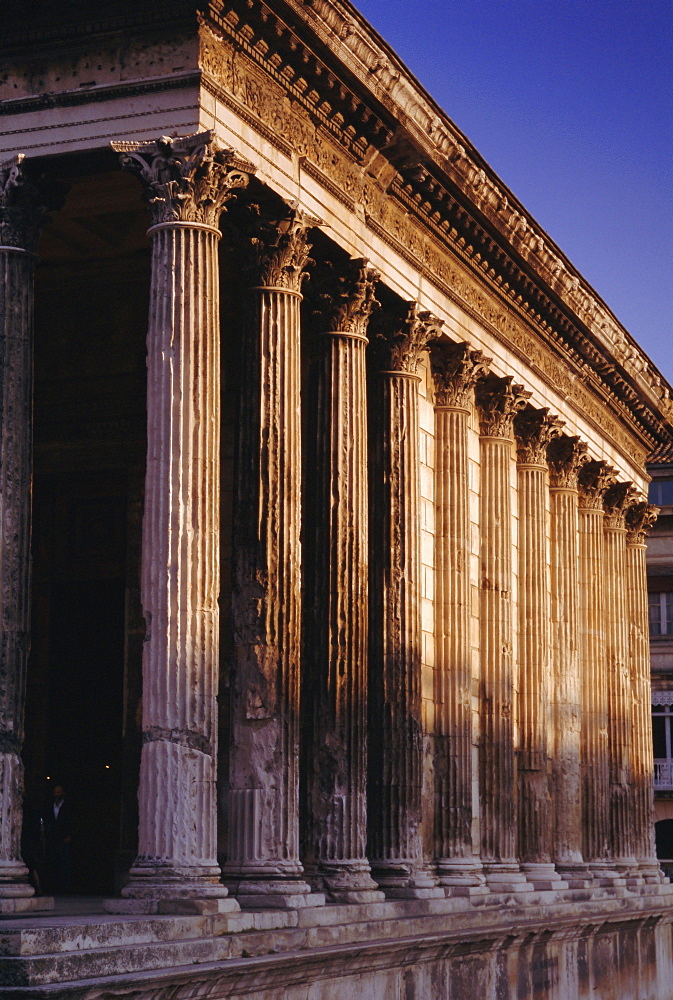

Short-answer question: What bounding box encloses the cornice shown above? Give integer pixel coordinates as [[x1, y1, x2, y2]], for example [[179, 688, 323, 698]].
[[202, 0, 672, 457]]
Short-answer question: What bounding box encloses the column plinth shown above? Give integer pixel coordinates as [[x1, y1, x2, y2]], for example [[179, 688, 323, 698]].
[[0, 156, 58, 913], [475, 376, 533, 893], [223, 208, 323, 909], [577, 461, 625, 888], [112, 133, 254, 910], [303, 260, 383, 903], [626, 503, 664, 884], [430, 344, 490, 896], [547, 436, 592, 888], [514, 409, 567, 891], [367, 306, 443, 899]]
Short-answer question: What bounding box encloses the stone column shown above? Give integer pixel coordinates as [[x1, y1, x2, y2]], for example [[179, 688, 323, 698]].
[[112, 133, 253, 908], [603, 482, 639, 879], [474, 375, 533, 893], [0, 156, 56, 912], [577, 461, 623, 886], [429, 342, 489, 895], [513, 408, 567, 891], [547, 435, 592, 887], [303, 259, 383, 903], [367, 304, 443, 898], [223, 207, 323, 909], [625, 502, 662, 883]]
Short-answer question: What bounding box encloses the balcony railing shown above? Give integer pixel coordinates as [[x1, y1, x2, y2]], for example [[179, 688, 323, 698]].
[[654, 759, 673, 790]]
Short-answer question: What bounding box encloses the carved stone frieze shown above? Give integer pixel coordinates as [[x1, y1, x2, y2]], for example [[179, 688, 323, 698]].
[[312, 258, 380, 337], [430, 341, 491, 409], [372, 302, 443, 374], [514, 408, 564, 466], [475, 376, 531, 439], [625, 502, 658, 545], [111, 131, 255, 228], [198, 8, 670, 464], [244, 205, 319, 291], [547, 435, 589, 490], [577, 461, 618, 511]]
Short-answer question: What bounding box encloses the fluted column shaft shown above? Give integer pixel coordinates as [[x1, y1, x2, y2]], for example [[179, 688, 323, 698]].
[[577, 461, 620, 882], [304, 261, 382, 902], [603, 486, 636, 872], [514, 410, 565, 890], [547, 436, 587, 883], [113, 133, 253, 904], [0, 240, 34, 901], [475, 376, 532, 892], [626, 504, 660, 880], [430, 344, 488, 891], [0, 156, 56, 906], [368, 305, 442, 897], [225, 211, 319, 908]]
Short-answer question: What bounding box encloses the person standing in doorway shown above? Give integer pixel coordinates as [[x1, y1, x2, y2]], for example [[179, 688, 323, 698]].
[[44, 783, 73, 894]]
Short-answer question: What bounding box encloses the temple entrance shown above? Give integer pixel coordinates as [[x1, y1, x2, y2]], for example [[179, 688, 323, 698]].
[[21, 155, 149, 895]]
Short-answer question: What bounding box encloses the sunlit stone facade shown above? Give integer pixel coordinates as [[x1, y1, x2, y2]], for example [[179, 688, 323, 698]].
[[1, 1, 673, 997]]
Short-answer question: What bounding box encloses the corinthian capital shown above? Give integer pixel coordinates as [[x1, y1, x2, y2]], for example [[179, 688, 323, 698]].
[[245, 204, 319, 292], [547, 435, 588, 490], [625, 501, 658, 544], [0, 154, 64, 252], [475, 375, 531, 439], [577, 460, 617, 510], [603, 481, 637, 530], [312, 258, 380, 338], [429, 341, 491, 409], [111, 131, 255, 228], [372, 302, 443, 374], [514, 407, 564, 465]]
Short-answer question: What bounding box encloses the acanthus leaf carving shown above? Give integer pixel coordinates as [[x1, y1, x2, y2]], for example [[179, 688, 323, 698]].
[[372, 302, 443, 374], [111, 131, 255, 228], [603, 481, 638, 530], [625, 501, 658, 545], [475, 375, 531, 439], [577, 460, 618, 511], [514, 407, 564, 466], [0, 153, 65, 252], [547, 435, 589, 490], [429, 341, 491, 409], [244, 203, 320, 291], [312, 258, 380, 338]]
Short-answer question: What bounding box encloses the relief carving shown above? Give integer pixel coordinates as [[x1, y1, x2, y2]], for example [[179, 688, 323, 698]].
[[547, 435, 588, 490], [603, 482, 638, 531], [577, 461, 618, 510], [111, 132, 255, 228], [244, 205, 319, 291], [0, 154, 64, 251], [312, 258, 380, 337], [625, 501, 658, 545], [475, 375, 532, 439], [514, 407, 564, 466], [372, 302, 443, 374], [429, 341, 491, 409]]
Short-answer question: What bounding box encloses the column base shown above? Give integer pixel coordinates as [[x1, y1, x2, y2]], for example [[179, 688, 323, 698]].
[[587, 862, 627, 888], [222, 872, 324, 910], [483, 863, 534, 893], [519, 862, 569, 891], [613, 859, 645, 886], [554, 862, 595, 889], [369, 861, 444, 899], [636, 860, 668, 884], [435, 857, 488, 896], [0, 895, 54, 914], [117, 861, 234, 913], [317, 861, 385, 904]]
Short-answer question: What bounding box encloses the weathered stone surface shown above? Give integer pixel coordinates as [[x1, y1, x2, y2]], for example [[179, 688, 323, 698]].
[[430, 342, 489, 892], [113, 133, 254, 903], [475, 375, 532, 892], [302, 259, 382, 903]]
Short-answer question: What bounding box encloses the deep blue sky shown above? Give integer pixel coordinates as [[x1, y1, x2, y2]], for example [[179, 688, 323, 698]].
[[355, 0, 673, 385]]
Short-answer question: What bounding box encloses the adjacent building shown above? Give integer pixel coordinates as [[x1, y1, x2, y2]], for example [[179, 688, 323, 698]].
[[1, 2, 673, 998]]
